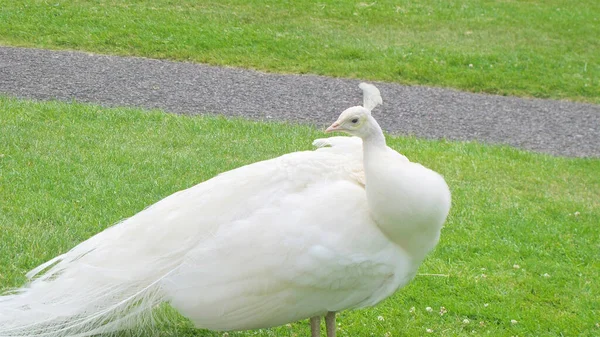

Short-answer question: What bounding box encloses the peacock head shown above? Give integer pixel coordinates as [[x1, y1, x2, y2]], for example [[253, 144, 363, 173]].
[[326, 106, 373, 138]]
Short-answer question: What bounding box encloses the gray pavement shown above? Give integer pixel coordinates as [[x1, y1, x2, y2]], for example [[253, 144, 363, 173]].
[[0, 46, 598, 157]]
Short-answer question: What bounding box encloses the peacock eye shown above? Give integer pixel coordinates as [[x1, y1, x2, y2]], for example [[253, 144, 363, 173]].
[[351, 118, 359, 124]]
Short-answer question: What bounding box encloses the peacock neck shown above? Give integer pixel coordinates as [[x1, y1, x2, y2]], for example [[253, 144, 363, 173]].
[[361, 116, 387, 151], [361, 116, 388, 181], [360, 117, 442, 261]]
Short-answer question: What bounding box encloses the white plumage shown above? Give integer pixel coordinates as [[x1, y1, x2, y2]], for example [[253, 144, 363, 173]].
[[359, 82, 383, 111], [0, 83, 451, 337]]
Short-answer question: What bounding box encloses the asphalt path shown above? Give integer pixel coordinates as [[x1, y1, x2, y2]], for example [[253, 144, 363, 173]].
[[1, 46, 598, 157]]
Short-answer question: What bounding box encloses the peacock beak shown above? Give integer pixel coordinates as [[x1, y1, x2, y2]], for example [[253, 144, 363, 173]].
[[325, 122, 341, 133]]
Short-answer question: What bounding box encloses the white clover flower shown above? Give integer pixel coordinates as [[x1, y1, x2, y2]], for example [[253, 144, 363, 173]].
[[440, 306, 448, 316]]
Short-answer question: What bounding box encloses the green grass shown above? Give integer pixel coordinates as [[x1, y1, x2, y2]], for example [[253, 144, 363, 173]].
[[1, 97, 598, 336], [0, 0, 598, 103]]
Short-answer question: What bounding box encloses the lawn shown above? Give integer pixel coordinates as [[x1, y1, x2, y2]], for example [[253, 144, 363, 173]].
[[0, 97, 598, 336], [0, 0, 598, 103]]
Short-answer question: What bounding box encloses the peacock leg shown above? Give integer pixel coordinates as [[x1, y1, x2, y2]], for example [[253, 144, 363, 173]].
[[310, 316, 321, 337], [325, 311, 336, 337]]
